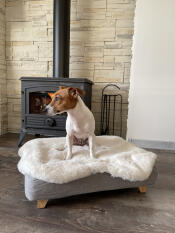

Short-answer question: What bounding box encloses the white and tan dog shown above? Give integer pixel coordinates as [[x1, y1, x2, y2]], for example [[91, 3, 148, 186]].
[[46, 86, 95, 160]]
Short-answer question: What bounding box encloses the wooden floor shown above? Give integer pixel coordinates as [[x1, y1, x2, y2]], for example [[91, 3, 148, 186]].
[[0, 133, 175, 233]]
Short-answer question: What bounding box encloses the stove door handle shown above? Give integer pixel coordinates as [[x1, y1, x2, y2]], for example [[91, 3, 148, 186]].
[[45, 118, 56, 127]]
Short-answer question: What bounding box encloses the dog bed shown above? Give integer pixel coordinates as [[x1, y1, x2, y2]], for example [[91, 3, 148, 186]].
[[18, 136, 158, 208]]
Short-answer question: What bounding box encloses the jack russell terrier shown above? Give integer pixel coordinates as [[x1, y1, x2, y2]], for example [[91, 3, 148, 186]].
[[46, 86, 96, 160]]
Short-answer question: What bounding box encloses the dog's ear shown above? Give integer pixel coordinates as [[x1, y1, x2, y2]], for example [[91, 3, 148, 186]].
[[59, 86, 67, 90], [76, 88, 85, 97], [68, 87, 85, 98]]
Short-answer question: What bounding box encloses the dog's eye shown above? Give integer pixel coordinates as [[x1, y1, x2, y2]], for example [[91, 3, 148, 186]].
[[55, 96, 60, 101]]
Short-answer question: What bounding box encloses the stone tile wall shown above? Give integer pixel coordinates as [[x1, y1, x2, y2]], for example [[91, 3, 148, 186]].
[[0, 0, 7, 135], [6, 0, 53, 132], [4, 0, 136, 137]]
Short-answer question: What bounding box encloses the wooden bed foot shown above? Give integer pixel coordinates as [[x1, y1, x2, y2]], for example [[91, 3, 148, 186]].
[[138, 186, 147, 193], [37, 200, 48, 208]]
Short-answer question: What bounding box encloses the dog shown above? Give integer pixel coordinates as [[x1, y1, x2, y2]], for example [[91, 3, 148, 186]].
[[46, 86, 96, 160]]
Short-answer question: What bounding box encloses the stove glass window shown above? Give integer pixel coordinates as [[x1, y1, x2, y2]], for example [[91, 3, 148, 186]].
[[29, 92, 53, 114]]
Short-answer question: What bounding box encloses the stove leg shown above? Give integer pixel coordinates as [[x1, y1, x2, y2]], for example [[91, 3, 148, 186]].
[[17, 130, 27, 147]]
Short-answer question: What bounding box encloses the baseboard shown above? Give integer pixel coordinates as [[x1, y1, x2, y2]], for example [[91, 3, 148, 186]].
[[128, 138, 175, 151]]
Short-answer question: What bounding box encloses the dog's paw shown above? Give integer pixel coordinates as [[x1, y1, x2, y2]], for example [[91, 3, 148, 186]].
[[90, 154, 96, 160], [56, 148, 64, 152], [56, 144, 66, 151], [65, 153, 72, 160]]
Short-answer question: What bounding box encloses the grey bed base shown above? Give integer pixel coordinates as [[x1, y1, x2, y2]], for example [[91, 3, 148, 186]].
[[24, 166, 158, 208]]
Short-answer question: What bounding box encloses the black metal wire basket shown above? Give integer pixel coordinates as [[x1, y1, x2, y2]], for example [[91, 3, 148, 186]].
[[100, 84, 123, 137]]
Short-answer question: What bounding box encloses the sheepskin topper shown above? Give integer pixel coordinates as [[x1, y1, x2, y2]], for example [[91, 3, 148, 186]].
[[18, 136, 157, 184]]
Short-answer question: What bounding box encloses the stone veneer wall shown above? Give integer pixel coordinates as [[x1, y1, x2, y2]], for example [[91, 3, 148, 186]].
[[0, 0, 7, 135], [5, 0, 136, 137]]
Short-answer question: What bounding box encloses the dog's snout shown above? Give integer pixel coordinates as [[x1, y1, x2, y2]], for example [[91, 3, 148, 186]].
[[45, 104, 55, 116], [42, 105, 47, 112]]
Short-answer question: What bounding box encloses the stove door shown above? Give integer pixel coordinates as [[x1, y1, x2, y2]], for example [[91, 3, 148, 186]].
[[24, 85, 66, 130]]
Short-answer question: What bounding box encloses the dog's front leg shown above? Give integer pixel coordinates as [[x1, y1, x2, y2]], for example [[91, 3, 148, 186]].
[[66, 135, 73, 160], [88, 134, 95, 159]]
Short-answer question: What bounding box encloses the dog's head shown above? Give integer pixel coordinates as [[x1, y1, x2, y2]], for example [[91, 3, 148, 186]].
[[46, 86, 85, 115]]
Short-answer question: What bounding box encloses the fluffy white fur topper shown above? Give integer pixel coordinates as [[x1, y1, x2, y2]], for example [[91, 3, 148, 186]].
[[18, 136, 157, 184]]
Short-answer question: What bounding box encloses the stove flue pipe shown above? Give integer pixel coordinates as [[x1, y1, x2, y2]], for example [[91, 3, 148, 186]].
[[53, 0, 70, 78]]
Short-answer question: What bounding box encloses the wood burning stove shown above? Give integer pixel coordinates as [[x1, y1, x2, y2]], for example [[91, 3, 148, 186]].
[[18, 77, 92, 146], [18, 0, 93, 146]]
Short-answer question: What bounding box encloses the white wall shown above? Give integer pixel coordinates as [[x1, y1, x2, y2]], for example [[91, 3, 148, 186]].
[[127, 0, 175, 145]]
